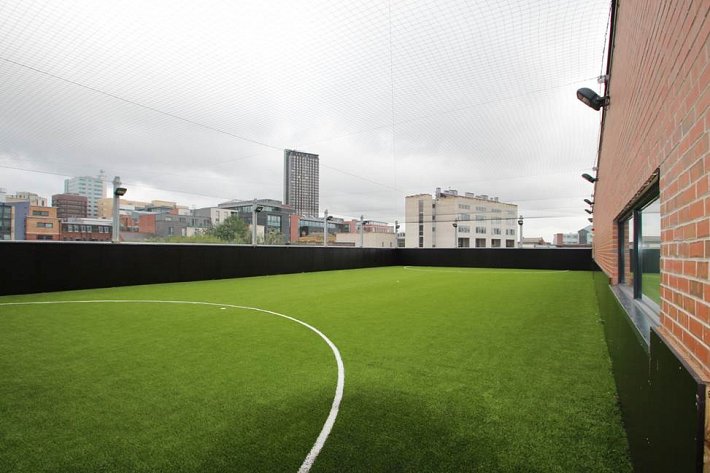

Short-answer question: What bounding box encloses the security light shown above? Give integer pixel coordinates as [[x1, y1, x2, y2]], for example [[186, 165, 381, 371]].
[[326, 216, 333, 221], [576, 88, 609, 111], [254, 205, 264, 212], [114, 187, 127, 196], [581, 173, 598, 183], [584, 198, 594, 206], [585, 209, 593, 214], [588, 217, 593, 223]]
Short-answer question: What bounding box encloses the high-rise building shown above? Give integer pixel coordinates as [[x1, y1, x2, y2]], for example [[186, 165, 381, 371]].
[[283, 149, 319, 217], [64, 171, 107, 218]]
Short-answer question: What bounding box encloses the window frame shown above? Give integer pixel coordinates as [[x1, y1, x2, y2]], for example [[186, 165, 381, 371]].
[[616, 177, 660, 306]]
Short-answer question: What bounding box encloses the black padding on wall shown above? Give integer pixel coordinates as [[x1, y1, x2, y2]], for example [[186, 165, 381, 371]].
[[395, 247, 593, 270], [649, 329, 705, 473], [594, 272, 652, 472], [0, 243, 594, 296], [594, 271, 706, 473], [0, 242, 395, 295]]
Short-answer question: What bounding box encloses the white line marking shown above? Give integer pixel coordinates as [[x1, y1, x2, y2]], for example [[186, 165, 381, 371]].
[[0, 299, 343, 473], [402, 266, 570, 274]]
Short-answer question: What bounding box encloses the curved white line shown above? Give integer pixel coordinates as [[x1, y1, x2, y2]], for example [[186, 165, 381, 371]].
[[402, 266, 569, 274], [0, 299, 343, 473]]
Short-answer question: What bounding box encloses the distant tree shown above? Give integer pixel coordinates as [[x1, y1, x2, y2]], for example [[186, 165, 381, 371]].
[[206, 215, 250, 243], [149, 234, 225, 244], [261, 229, 286, 245]]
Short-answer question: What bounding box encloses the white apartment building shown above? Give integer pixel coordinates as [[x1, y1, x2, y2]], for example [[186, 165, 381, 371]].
[[64, 172, 107, 218], [405, 188, 518, 248]]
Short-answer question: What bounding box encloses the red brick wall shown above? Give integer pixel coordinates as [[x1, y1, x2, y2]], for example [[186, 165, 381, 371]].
[[594, 0, 709, 370], [138, 214, 156, 234]]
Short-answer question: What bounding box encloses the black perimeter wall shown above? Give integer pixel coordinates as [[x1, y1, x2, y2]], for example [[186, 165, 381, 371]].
[[0, 242, 593, 295], [594, 272, 706, 473]]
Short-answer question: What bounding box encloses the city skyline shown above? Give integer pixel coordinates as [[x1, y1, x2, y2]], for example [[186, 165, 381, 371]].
[[0, 0, 610, 239]]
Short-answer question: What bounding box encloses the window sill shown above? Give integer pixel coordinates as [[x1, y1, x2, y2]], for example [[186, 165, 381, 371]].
[[611, 285, 660, 350]]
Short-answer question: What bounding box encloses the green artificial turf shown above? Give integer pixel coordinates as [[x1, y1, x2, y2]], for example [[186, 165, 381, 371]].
[[642, 272, 661, 305], [0, 267, 631, 472]]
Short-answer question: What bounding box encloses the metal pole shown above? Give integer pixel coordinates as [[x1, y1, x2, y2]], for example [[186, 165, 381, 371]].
[[111, 176, 121, 243], [452, 220, 458, 248], [518, 215, 524, 248], [359, 215, 364, 248], [323, 209, 328, 247], [252, 199, 258, 246]]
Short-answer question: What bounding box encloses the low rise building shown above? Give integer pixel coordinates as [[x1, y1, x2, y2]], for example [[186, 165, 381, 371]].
[[219, 198, 295, 243], [0, 203, 12, 240], [25, 205, 60, 241], [193, 207, 235, 228], [60, 218, 112, 241], [405, 188, 518, 248]]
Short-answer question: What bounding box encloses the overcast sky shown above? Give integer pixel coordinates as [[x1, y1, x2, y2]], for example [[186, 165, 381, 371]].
[[0, 0, 610, 238]]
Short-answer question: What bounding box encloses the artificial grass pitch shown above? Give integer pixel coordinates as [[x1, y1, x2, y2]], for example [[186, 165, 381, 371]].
[[0, 267, 631, 472]]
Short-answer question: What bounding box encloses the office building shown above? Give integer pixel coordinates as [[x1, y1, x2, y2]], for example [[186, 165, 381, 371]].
[[60, 218, 112, 241], [283, 149, 319, 217], [405, 188, 518, 248], [64, 171, 107, 218], [219, 198, 294, 243], [25, 205, 60, 241], [52, 193, 88, 220], [0, 203, 12, 240]]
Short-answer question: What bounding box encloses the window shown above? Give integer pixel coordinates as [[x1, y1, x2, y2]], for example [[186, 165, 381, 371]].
[[458, 237, 470, 248], [506, 239, 515, 248], [475, 226, 486, 234], [32, 210, 49, 216], [618, 180, 660, 306], [458, 225, 470, 233], [475, 238, 486, 248], [491, 239, 501, 247], [267, 215, 281, 227], [476, 206, 486, 212], [492, 228, 501, 235], [36, 222, 53, 228]]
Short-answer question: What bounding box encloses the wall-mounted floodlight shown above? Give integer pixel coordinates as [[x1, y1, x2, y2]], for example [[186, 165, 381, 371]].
[[581, 173, 598, 183], [576, 88, 609, 111], [585, 209, 593, 214], [584, 198, 594, 206]]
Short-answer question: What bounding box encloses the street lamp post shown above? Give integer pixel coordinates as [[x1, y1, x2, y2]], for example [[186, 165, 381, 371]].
[[517, 215, 524, 248], [111, 176, 127, 243], [323, 210, 334, 247], [252, 199, 263, 246], [452, 220, 458, 248], [359, 215, 364, 248]]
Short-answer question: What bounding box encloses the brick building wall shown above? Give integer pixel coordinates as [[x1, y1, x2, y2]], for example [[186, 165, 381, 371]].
[[25, 205, 60, 241], [52, 193, 88, 220], [593, 0, 709, 371]]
